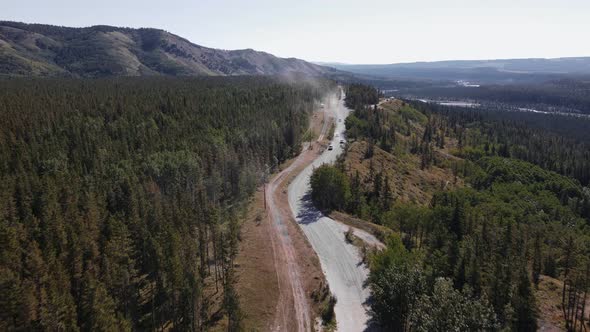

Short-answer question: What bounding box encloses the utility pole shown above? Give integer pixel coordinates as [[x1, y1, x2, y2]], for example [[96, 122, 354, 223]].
[[262, 158, 277, 211]]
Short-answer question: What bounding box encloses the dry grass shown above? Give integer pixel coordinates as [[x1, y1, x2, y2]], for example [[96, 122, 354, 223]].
[[342, 99, 465, 206], [232, 188, 279, 331], [343, 141, 463, 206], [329, 210, 393, 242], [535, 275, 590, 331], [536, 275, 567, 331]]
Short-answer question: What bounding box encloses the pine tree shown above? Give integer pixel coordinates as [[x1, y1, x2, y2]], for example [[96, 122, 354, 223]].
[[381, 175, 394, 211], [532, 233, 542, 287], [512, 266, 538, 331]]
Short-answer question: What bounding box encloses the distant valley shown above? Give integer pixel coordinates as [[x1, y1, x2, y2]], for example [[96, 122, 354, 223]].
[[322, 57, 590, 83]]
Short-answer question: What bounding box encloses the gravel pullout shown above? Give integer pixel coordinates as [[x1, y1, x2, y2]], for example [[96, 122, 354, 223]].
[[288, 90, 378, 332]]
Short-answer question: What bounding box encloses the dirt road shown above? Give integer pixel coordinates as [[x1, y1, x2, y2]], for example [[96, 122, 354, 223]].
[[288, 90, 380, 331], [265, 97, 335, 331], [266, 149, 313, 332]]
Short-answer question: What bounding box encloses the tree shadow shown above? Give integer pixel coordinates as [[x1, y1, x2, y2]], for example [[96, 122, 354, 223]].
[[295, 191, 325, 225], [363, 296, 382, 331]]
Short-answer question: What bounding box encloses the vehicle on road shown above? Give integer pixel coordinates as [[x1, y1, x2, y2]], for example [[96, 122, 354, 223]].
[[288, 91, 377, 331], [328, 145, 333, 150], [340, 140, 344, 144]]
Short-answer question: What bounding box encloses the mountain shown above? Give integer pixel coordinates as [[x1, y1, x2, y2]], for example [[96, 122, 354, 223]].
[[0, 21, 341, 78], [323, 57, 590, 83]]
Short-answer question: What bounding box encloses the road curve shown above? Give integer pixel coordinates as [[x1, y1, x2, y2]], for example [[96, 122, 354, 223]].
[[288, 90, 377, 331]]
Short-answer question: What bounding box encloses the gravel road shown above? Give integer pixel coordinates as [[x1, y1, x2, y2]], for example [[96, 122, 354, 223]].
[[288, 90, 380, 331]]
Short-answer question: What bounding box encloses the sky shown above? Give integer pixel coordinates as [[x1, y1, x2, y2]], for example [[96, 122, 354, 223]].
[[2, 0, 590, 64]]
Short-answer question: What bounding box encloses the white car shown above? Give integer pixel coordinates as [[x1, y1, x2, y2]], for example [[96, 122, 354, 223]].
[[328, 145, 333, 151]]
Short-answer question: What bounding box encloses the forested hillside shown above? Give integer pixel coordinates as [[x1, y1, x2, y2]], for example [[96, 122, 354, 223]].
[[0, 76, 332, 330], [312, 84, 590, 331], [409, 101, 590, 186], [0, 21, 341, 78]]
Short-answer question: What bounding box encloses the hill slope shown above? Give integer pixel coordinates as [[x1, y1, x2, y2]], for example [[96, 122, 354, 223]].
[[0, 21, 340, 77]]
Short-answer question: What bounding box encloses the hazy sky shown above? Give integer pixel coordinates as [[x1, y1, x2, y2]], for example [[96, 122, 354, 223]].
[[3, 0, 590, 64]]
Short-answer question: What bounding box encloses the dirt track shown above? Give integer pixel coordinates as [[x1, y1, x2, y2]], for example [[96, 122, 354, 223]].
[[264, 98, 334, 331], [266, 150, 313, 332]]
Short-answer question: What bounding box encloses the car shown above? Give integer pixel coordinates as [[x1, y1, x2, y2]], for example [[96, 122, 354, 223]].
[[328, 145, 333, 150], [338, 119, 342, 122], [340, 140, 344, 144]]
